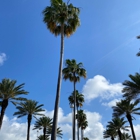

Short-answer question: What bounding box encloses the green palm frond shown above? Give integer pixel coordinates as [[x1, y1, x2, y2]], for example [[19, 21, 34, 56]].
[[122, 73, 140, 99], [43, 1, 80, 37], [62, 59, 86, 83]]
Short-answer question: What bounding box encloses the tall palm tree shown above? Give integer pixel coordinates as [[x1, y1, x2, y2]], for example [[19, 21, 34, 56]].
[[13, 100, 45, 140], [63, 59, 86, 140], [33, 116, 52, 140], [76, 110, 88, 140], [43, 1, 80, 139], [122, 73, 140, 100], [112, 99, 140, 140], [68, 90, 84, 140], [0, 78, 28, 129], [106, 117, 128, 140]]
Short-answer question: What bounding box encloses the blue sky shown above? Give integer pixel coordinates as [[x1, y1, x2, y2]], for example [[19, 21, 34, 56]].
[[1, 0, 140, 139]]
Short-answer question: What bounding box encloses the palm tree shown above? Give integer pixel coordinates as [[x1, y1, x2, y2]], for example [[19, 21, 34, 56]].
[[83, 137, 89, 140], [33, 116, 52, 140], [43, 1, 80, 139], [63, 59, 86, 140], [106, 117, 128, 140], [103, 128, 117, 140], [112, 99, 140, 140], [46, 127, 63, 139], [36, 135, 49, 140], [68, 90, 84, 140], [76, 110, 88, 140], [122, 133, 133, 140], [0, 78, 28, 129], [122, 73, 140, 100], [13, 100, 45, 140]]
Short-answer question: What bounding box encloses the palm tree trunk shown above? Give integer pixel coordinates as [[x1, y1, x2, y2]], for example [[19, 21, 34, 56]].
[[43, 127, 46, 140], [77, 106, 80, 140], [127, 114, 136, 140], [111, 136, 115, 140], [118, 129, 122, 140], [0, 99, 8, 129], [81, 128, 84, 140], [73, 78, 76, 140], [51, 24, 64, 140], [27, 114, 32, 140]]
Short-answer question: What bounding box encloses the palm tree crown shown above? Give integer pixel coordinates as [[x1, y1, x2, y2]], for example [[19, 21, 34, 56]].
[[62, 59, 86, 82], [0, 78, 28, 129], [13, 100, 45, 140], [122, 73, 140, 99], [68, 90, 84, 108], [33, 116, 52, 140], [43, 0, 80, 37], [112, 99, 140, 140], [106, 117, 128, 140]]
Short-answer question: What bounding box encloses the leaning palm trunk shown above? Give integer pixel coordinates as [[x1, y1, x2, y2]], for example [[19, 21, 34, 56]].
[[127, 114, 136, 140], [0, 99, 8, 129], [27, 114, 32, 140], [51, 24, 64, 140]]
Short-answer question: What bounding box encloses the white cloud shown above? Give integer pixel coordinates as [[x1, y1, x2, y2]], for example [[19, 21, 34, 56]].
[[0, 108, 105, 140], [102, 98, 121, 107], [0, 116, 37, 140], [0, 53, 6, 66], [84, 111, 104, 140], [82, 75, 123, 102]]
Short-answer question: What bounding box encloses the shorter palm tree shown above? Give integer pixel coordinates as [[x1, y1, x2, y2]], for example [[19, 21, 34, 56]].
[[83, 137, 89, 140], [68, 90, 84, 140], [0, 78, 28, 129], [106, 117, 128, 140], [103, 128, 117, 140], [46, 127, 63, 139], [76, 110, 88, 140], [36, 135, 49, 140], [33, 116, 52, 140], [13, 100, 45, 140], [122, 133, 133, 140], [112, 99, 140, 140]]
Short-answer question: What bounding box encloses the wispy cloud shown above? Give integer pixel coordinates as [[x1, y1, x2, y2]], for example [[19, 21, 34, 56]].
[[0, 53, 6, 66]]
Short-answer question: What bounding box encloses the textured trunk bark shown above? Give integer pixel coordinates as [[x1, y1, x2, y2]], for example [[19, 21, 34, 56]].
[[118, 129, 122, 140], [0, 99, 8, 129], [51, 24, 64, 140], [81, 128, 83, 140], [27, 114, 32, 140], [77, 106, 80, 140], [111, 136, 115, 140], [43, 127, 46, 140], [73, 79, 76, 140], [127, 114, 136, 140]]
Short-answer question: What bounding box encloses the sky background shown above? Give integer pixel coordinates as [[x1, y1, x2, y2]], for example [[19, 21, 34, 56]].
[[0, 0, 140, 139]]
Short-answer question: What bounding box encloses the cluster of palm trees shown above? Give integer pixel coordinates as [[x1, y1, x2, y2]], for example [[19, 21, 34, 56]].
[[0, 79, 63, 140], [103, 72, 140, 140]]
